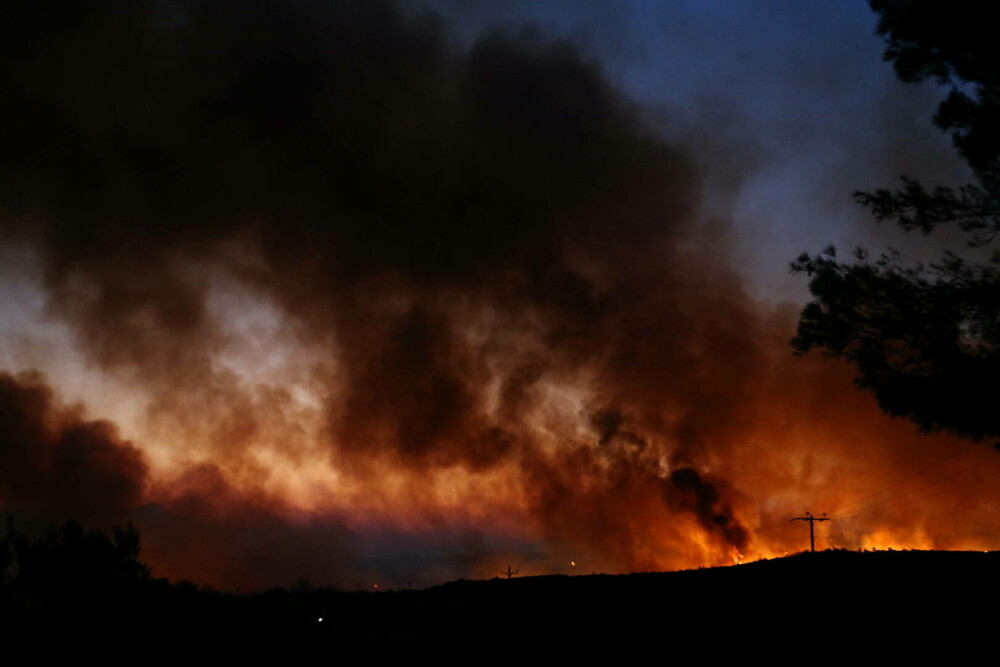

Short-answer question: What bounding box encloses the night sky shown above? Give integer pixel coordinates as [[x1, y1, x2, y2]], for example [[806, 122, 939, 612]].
[[0, 1, 991, 591]]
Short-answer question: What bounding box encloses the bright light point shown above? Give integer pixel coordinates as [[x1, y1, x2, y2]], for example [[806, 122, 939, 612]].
[[570, 561, 576, 566], [318, 617, 323, 622]]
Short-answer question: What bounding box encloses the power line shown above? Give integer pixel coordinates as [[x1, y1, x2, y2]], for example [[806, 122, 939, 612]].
[[682, 446, 1000, 556], [832, 458, 1000, 521], [827, 442, 984, 515], [826, 489, 1000, 545]]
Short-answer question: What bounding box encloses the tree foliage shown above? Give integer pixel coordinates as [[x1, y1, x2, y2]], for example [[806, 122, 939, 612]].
[[3, 519, 151, 608], [793, 0, 1000, 439]]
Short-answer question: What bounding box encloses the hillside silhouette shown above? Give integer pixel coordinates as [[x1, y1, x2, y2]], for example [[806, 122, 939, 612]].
[[3, 520, 996, 659]]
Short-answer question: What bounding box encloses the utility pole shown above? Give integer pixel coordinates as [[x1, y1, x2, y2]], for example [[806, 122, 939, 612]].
[[500, 564, 519, 579], [791, 512, 829, 552]]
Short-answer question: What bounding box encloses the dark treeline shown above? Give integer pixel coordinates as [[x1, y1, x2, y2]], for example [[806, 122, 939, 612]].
[[0, 519, 327, 653], [2, 520, 998, 659]]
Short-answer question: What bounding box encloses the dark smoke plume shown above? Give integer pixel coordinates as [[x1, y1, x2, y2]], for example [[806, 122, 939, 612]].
[[666, 467, 750, 552], [0, 371, 147, 520], [1, 0, 987, 588], [1, 0, 707, 471]]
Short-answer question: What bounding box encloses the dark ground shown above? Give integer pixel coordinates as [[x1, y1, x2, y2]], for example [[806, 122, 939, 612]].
[[5, 547, 997, 659]]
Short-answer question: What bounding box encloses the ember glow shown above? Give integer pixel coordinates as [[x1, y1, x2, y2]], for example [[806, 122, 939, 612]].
[[1, 1, 996, 590]]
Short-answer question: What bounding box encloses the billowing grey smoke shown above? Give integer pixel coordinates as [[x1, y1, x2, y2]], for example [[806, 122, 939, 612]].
[[0, 0, 909, 588]]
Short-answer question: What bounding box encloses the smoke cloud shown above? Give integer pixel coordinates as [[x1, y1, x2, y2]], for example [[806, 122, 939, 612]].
[[0, 0, 995, 589], [0, 371, 147, 520]]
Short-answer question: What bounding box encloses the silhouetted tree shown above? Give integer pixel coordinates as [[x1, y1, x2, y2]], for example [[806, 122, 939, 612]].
[[793, 0, 1000, 440], [6, 518, 151, 611]]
